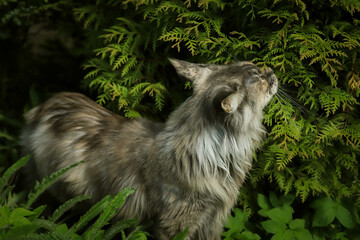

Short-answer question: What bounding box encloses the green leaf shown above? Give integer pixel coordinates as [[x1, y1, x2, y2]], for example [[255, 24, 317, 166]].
[[278, 194, 295, 206], [293, 229, 313, 240], [10, 208, 34, 218], [69, 195, 112, 234], [84, 188, 135, 240], [281, 229, 296, 240], [28, 205, 46, 221], [0, 155, 30, 193], [261, 220, 287, 234], [50, 195, 92, 222], [0, 205, 11, 227], [335, 203, 355, 229], [26, 161, 84, 208], [240, 231, 261, 240], [224, 208, 247, 233], [55, 223, 69, 234], [311, 197, 336, 227], [266, 206, 293, 224], [9, 208, 34, 227], [172, 228, 189, 240], [128, 231, 147, 240], [102, 219, 136, 240], [32, 218, 57, 231], [269, 192, 280, 207], [289, 219, 305, 230], [0, 185, 14, 205], [257, 194, 271, 210]]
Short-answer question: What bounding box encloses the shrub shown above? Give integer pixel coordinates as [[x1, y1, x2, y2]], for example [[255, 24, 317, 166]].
[[76, 0, 360, 238], [1, 0, 359, 239], [223, 192, 359, 239], [77, 0, 360, 204]]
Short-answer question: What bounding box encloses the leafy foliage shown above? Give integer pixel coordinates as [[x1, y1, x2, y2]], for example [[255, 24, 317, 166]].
[[1, 0, 359, 239], [0, 157, 149, 240], [257, 193, 313, 240], [224, 193, 360, 240], [222, 208, 260, 240], [26, 161, 85, 209], [74, 0, 360, 208]]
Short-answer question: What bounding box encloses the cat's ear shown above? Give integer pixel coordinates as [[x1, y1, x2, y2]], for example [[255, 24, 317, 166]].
[[221, 92, 244, 113], [169, 58, 202, 81], [169, 58, 212, 90]]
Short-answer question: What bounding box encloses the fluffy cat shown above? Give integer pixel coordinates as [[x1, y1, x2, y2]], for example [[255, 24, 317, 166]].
[[21, 59, 278, 239]]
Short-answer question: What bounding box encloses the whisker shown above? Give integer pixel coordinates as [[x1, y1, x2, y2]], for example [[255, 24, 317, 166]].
[[278, 94, 308, 117], [274, 94, 292, 117], [278, 86, 297, 94], [277, 91, 301, 109], [276, 88, 315, 118], [277, 90, 298, 103], [279, 91, 309, 112]]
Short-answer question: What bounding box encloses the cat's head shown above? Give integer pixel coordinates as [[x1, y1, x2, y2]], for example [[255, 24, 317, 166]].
[[169, 58, 278, 118]]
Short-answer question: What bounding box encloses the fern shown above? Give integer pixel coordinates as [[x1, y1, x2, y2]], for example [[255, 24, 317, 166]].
[[69, 195, 112, 234], [26, 161, 84, 208], [50, 195, 92, 223], [83, 188, 135, 239], [0, 155, 29, 193], [0, 155, 141, 239], [102, 219, 137, 240], [318, 86, 358, 117]]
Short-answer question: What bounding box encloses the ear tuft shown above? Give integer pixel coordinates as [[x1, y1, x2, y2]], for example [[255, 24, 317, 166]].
[[169, 58, 216, 92], [169, 58, 199, 82]]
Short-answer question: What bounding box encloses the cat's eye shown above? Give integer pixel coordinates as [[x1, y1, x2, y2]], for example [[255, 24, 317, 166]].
[[233, 85, 240, 91], [246, 75, 261, 85]]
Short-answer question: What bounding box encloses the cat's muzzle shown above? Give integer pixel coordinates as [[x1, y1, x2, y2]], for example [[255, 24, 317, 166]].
[[262, 68, 278, 95]]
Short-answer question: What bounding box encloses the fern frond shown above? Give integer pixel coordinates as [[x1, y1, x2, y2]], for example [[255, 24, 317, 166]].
[[102, 219, 136, 240], [294, 178, 310, 202], [121, 57, 138, 77], [0, 185, 14, 205], [142, 82, 166, 110], [258, 9, 293, 24], [69, 195, 112, 234], [318, 86, 358, 116], [0, 155, 30, 193], [154, 1, 186, 15], [83, 188, 135, 240], [50, 195, 92, 223], [26, 161, 84, 209]]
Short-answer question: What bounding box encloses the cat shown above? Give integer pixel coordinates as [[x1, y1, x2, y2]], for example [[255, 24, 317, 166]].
[[21, 58, 278, 240]]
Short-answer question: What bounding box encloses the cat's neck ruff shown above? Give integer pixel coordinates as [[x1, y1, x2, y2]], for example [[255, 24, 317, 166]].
[[158, 100, 265, 199]]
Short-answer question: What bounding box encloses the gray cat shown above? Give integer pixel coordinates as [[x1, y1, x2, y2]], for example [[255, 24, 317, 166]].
[[21, 59, 278, 240]]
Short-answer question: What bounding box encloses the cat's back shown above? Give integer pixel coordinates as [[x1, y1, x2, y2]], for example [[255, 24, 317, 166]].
[[24, 92, 121, 129], [21, 92, 162, 202]]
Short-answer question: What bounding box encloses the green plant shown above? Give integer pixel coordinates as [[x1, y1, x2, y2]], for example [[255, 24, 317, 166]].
[[222, 208, 260, 240], [225, 192, 360, 240], [257, 193, 312, 240], [76, 0, 360, 205], [310, 197, 359, 240], [73, 0, 360, 238], [0, 156, 149, 240], [1, 0, 359, 239]]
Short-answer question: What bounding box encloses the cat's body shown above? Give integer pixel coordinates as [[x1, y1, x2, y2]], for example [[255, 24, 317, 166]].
[[21, 59, 278, 240]]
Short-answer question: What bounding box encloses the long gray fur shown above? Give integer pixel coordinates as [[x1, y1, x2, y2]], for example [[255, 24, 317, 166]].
[[21, 59, 278, 239]]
